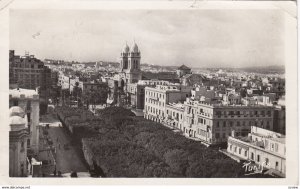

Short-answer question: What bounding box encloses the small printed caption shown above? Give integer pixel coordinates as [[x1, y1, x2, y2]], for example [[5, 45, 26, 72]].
[[2, 186, 30, 189]]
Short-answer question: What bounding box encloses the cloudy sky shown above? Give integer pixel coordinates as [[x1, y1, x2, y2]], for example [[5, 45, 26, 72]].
[[10, 9, 284, 68]]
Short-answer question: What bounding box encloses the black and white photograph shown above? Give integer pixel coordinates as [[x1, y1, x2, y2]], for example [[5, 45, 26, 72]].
[[1, 0, 298, 186]]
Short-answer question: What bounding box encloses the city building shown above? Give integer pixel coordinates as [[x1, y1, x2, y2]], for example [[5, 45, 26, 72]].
[[9, 88, 40, 156], [119, 42, 142, 84], [144, 84, 192, 123], [176, 64, 191, 78], [126, 80, 170, 110], [191, 86, 217, 102], [181, 73, 207, 86], [227, 126, 285, 177], [107, 42, 143, 106], [9, 50, 53, 114], [9, 106, 29, 177], [152, 93, 274, 145]]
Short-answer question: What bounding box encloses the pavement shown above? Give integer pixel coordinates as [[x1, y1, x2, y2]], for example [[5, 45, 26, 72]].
[[40, 113, 88, 174]]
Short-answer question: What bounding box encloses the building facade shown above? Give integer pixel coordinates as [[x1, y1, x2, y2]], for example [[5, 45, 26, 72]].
[[9, 106, 29, 177], [227, 126, 285, 177], [9, 88, 40, 155], [148, 94, 274, 145], [144, 84, 192, 122]]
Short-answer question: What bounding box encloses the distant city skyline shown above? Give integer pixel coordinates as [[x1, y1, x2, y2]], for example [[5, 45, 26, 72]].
[[10, 9, 284, 68]]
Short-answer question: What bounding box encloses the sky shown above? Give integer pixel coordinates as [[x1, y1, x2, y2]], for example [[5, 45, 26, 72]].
[[10, 9, 285, 68]]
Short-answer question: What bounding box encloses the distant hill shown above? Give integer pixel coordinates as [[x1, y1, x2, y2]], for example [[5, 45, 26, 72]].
[[237, 65, 285, 74], [203, 65, 285, 74]]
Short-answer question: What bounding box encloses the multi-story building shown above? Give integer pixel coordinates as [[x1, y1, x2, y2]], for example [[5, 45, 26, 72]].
[[161, 97, 274, 145], [144, 84, 192, 123], [9, 106, 29, 177], [9, 88, 40, 156], [184, 98, 274, 144], [9, 50, 51, 91], [126, 80, 170, 110], [9, 50, 53, 114], [227, 126, 285, 177], [191, 86, 216, 101]]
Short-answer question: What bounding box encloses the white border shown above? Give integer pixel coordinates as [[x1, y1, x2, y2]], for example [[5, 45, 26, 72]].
[[0, 0, 298, 186]]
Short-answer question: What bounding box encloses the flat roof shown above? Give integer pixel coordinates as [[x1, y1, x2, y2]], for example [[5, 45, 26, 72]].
[[9, 88, 39, 99]]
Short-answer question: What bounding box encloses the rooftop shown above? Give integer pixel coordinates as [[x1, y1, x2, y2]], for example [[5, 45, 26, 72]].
[[9, 88, 39, 99], [177, 64, 191, 70]]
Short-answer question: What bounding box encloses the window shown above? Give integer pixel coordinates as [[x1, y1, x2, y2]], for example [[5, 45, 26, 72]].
[[223, 122, 226, 127], [26, 100, 31, 111], [257, 155, 260, 162], [275, 162, 279, 167], [27, 113, 31, 123], [230, 145, 232, 150], [244, 150, 247, 157], [265, 158, 269, 165], [251, 152, 254, 160], [199, 118, 203, 124], [13, 100, 18, 106], [234, 147, 237, 153], [275, 143, 278, 152], [239, 148, 242, 154], [216, 122, 220, 127], [216, 133, 220, 139], [223, 133, 225, 138]]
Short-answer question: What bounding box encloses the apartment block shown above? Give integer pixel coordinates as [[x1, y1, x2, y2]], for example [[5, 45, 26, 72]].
[[144, 84, 192, 122], [227, 126, 285, 177]]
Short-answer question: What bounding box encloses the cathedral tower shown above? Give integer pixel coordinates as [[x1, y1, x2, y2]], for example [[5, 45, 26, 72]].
[[120, 42, 142, 83]]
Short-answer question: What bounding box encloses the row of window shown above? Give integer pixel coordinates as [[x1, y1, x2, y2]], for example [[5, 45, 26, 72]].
[[230, 145, 280, 167], [215, 120, 270, 128], [146, 91, 165, 100], [12, 64, 44, 69], [230, 145, 248, 157], [145, 105, 164, 116], [145, 98, 165, 106], [215, 110, 272, 116], [166, 110, 183, 120]]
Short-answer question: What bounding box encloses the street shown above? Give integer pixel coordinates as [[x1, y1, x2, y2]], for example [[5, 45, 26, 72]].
[[40, 113, 88, 174]]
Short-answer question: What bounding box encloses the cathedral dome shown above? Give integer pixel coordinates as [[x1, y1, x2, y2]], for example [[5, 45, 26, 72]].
[[9, 106, 25, 118], [131, 43, 139, 53], [123, 43, 130, 53]]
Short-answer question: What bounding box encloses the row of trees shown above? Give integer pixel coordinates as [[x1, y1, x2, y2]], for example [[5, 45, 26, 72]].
[[58, 107, 269, 177], [79, 107, 252, 177]]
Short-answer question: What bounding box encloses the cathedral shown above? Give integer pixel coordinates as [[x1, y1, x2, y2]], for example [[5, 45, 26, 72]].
[[119, 42, 142, 84], [107, 42, 142, 106]]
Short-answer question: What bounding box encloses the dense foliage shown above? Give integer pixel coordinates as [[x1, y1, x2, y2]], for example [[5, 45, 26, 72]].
[[73, 107, 247, 177], [57, 106, 271, 177]]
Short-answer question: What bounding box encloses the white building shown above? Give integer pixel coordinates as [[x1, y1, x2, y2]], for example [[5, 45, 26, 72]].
[[9, 106, 29, 177], [144, 84, 192, 123], [227, 126, 285, 177], [9, 88, 40, 155]]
